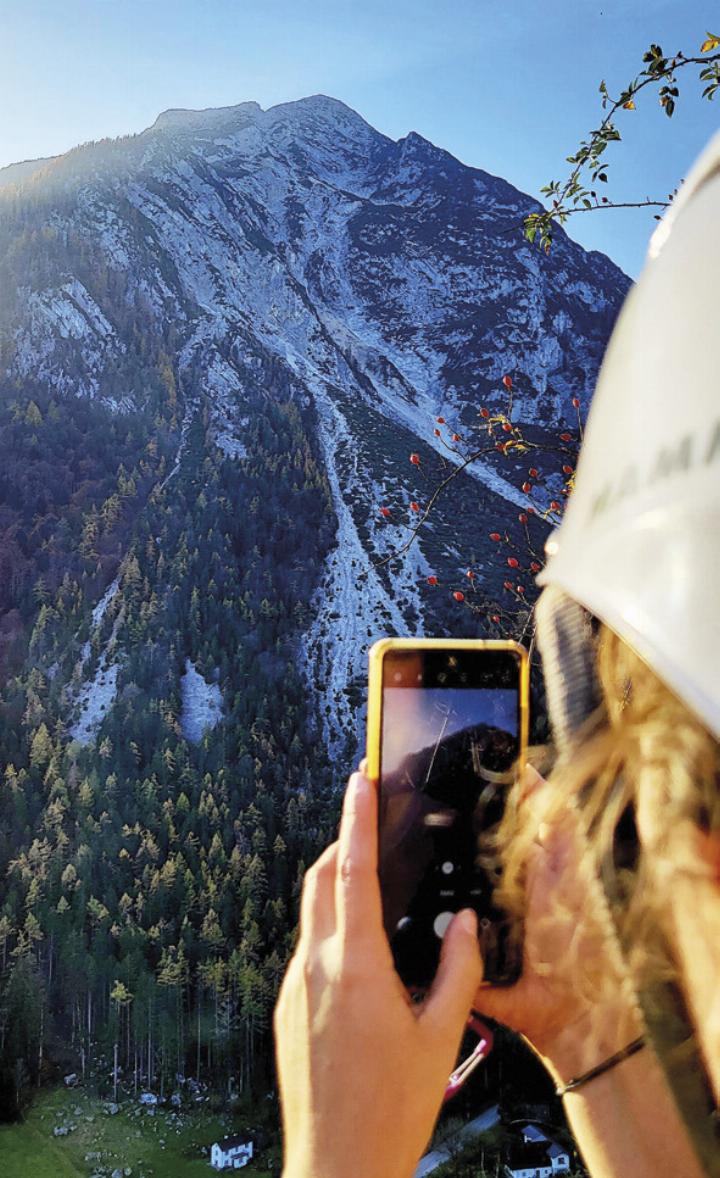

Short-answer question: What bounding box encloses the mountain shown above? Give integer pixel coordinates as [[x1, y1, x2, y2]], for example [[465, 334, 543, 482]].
[[0, 96, 629, 1112], [0, 94, 628, 746]]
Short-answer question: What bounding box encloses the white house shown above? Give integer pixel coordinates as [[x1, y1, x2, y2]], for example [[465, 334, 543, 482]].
[[210, 1135, 255, 1170], [546, 1143, 571, 1172], [504, 1138, 571, 1178]]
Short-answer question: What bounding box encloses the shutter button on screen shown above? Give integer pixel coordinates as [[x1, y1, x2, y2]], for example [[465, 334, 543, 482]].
[[441, 861, 454, 875], [433, 911, 455, 939]]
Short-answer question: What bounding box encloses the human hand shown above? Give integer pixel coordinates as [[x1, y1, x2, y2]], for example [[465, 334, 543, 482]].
[[274, 770, 483, 1178], [473, 766, 643, 1084]]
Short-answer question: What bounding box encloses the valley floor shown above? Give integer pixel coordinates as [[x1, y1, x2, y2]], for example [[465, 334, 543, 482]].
[[0, 1086, 278, 1178]]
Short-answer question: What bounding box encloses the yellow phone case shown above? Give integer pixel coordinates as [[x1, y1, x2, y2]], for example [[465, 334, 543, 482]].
[[366, 637, 529, 783]]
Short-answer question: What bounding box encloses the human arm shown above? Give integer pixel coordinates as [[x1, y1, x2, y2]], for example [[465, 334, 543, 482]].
[[473, 767, 707, 1178], [274, 770, 483, 1178], [556, 1048, 706, 1178], [274, 768, 706, 1178]]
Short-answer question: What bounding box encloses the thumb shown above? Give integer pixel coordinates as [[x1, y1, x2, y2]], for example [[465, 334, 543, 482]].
[[422, 909, 483, 1034]]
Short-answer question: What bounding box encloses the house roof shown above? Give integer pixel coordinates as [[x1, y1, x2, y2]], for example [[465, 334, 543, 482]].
[[214, 1134, 252, 1150], [521, 1124, 548, 1143]]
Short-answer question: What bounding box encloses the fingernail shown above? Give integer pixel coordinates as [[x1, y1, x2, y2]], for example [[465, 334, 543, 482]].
[[349, 771, 368, 794], [457, 909, 477, 935]]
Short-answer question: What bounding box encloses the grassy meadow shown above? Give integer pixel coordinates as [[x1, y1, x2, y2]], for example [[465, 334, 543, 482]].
[[0, 1085, 278, 1177]]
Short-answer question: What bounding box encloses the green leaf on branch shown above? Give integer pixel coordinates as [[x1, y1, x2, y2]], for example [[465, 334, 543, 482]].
[[531, 36, 720, 254]]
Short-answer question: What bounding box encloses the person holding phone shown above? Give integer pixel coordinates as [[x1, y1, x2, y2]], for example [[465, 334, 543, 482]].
[[274, 130, 720, 1178]]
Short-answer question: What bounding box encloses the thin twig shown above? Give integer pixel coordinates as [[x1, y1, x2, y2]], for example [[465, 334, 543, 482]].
[[371, 444, 499, 571], [562, 198, 669, 215]]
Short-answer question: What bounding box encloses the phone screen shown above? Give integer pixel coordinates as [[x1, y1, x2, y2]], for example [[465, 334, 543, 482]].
[[377, 646, 524, 988]]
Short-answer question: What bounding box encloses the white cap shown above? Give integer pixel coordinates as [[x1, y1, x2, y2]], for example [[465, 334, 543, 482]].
[[537, 131, 720, 740]]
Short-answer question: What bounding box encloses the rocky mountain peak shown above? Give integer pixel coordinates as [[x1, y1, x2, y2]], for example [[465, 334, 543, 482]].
[[150, 101, 263, 133], [0, 95, 630, 752], [398, 129, 437, 155]]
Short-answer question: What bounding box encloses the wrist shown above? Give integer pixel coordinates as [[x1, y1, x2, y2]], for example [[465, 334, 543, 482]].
[[529, 1006, 644, 1089], [554, 1035, 645, 1096]]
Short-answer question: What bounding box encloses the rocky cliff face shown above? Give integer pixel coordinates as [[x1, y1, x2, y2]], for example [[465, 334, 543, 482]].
[[0, 95, 629, 755]]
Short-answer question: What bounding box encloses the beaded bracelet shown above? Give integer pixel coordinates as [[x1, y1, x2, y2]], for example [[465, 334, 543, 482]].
[[555, 1036, 646, 1097]]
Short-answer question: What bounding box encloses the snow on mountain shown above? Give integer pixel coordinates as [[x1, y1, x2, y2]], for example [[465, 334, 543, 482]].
[[180, 659, 223, 743], [87, 577, 120, 649], [69, 578, 123, 745], [69, 660, 120, 746], [0, 96, 630, 752]]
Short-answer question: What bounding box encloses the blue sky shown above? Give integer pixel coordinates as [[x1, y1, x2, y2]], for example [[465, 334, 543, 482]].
[[382, 688, 517, 774], [2, 0, 718, 275]]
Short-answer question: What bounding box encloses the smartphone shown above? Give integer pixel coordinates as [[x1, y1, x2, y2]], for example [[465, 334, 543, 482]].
[[366, 638, 528, 989]]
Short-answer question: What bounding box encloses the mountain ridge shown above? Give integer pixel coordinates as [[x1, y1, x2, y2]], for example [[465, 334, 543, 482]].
[[0, 93, 630, 752], [0, 95, 629, 281]]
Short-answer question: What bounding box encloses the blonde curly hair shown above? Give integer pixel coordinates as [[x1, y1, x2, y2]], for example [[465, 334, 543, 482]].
[[496, 623, 720, 1104]]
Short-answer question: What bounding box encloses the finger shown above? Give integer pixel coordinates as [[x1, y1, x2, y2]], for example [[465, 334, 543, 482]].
[[516, 766, 578, 871], [421, 909, 483, 1037], [518, 762, 546, 804], [516, 764, 552, 828], [531, 808, 586, 882], [358, 756, 370, 778], [299, 842, 338, 944], [335, 771, 384, 945]]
